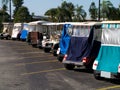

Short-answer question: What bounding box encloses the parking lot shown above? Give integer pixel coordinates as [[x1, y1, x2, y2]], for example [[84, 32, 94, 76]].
[[0, 39, 120, 90]]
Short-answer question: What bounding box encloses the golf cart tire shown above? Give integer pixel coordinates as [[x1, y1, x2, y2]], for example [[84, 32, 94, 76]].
[[44, 48, 51, 53], [6, 36, 11, 40], [32, 44, 37, 48], [64, 64, 75, 70], [57, 55, 64, 62], [93, 70, 103, 80], [53, 43, 59, 56], [53, 51, 57, 56], [39, 46, 43, 49]]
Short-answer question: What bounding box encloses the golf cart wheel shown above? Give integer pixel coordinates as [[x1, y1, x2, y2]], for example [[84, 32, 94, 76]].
[[85, 63, 93, 70], [64, 64, 75, 70], [32, 44, 37, 48], [53, 43, 59, 56], [44, 48, 51, 53], [53, 51, 57, 56], [57, 55, 64, 62], [39, 46, 43, 49], [93, 70, 103, 80], [6, 36, 11, 40]]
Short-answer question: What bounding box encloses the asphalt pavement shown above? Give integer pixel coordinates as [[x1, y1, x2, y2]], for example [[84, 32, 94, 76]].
[[0, 40, 120, 90]]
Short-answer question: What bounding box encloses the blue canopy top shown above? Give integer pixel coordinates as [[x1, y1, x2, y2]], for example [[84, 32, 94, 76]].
[[20, 30, 28, 39], [59, 24, 71, 55]]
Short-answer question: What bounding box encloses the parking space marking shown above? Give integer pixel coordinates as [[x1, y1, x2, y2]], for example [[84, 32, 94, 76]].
[[14, 48, 37, 49], [15, 60, 58, 66], [11, 46, 31, 49], [97, 85, 120, 90], [17, 54, 53, 59], [18, 51, 44, 54], [11, 51, 48, 55], [21, 68, 65, 76], [10, 48, 32, 50], [11, 45, 28, 47]]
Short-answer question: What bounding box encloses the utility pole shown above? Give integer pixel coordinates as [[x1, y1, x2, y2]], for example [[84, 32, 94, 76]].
[[9, 0, 12, 21], [98, 0, 100, 21]]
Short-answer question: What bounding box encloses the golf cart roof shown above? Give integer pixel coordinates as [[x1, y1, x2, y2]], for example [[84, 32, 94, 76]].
[[28, 20, 48, 25], [42, 22, 65, 26], [102, 21, 120, 24], [14, 23, 22, 26], [65, 22, 102, 26]]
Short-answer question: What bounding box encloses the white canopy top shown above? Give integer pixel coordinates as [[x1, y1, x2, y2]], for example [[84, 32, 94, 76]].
[[28, 20, 48, 25], [42, 22, 65, 26], [14, 23, 22, 26], [65, 22, 102, 26], [102, 21, 120, 24]]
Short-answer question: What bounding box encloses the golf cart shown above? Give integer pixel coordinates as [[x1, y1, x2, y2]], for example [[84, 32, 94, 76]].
[[61, 22, 102, 70], [27, 21, 48, 47], [0, 22, 14, 40], [11, 23, 23, 40], [42, 22, 64, 55], [93, 21, 120, 79]]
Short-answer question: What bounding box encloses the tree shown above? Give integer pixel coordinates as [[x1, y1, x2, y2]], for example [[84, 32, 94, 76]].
[[12, 0, 23, 8], [74, 5, 86, 21], [44, 8, 58, 22], [0, 3, 10, 22], [12, 0, 24, 18], [101, 0, 114, 20], [2, 0, 8, 5], [14, 6, 31, 22], [89, 2, 97, 20], [44, 1, 75, 22], [59, 1, 74, 22], [1, 0, 11, 21], [117, 4, 120, 20]]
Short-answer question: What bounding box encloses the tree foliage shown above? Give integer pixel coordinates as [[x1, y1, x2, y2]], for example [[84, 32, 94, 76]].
[[12, 0, 24, 18], [12, 0, 23, 8], [1, 0, 120, 22], [44, 1, 87, 22], [100, 0, 120, 20], [45, 8, 58, 22], [74, 5, 86, 21], [14, 6, 31, 22], [0, 5, 10, 22], [89, 2, 97, 20]]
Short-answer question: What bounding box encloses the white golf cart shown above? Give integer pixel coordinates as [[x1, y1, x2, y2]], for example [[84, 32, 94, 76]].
[[41, 22, 64, 56], [0, 22, 14, 40]]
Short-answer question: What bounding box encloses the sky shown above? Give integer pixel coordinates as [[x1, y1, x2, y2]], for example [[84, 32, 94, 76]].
[[23, 0, 120, 17], [1, 0, 120, 18]]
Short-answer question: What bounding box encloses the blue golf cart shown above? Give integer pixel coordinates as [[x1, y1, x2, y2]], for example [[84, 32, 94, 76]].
[[61, 22, 102, 70]]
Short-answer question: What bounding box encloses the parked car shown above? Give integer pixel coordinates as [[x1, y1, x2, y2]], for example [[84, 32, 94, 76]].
[[0, 22, 14, 40], [61, 22, 102, 70], [92, 21, 120, 80]]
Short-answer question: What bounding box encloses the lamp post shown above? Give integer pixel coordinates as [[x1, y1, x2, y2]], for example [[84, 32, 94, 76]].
[[98, 0, 101, 21]]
